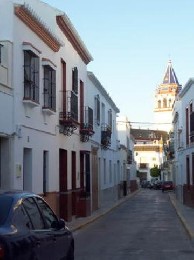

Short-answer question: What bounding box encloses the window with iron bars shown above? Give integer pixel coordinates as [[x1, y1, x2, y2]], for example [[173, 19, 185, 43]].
[[108, 109, 112, 129], [95, 95, 100, 125], [72, 67, 78, 94], [43, 65, 56, 111], [70, 91, 78, 121], [0, 44, 3, 64], [84, 106, 93, 129], [23, 50, 39, 102], [190, 111, 194, 143]]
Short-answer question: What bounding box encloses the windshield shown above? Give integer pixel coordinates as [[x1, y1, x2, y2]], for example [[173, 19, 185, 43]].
[[0, 197, 13, 226]]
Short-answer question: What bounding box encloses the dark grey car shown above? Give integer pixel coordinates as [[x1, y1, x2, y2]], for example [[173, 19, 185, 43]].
[[0, 190, 74, 260]]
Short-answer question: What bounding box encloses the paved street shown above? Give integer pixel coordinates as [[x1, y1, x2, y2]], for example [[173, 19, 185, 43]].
[[73, 189, 194, 260]]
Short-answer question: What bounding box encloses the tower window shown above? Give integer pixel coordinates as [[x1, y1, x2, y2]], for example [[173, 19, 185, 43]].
[[163, 98, 167, 108], [169, 99, 171, 107]]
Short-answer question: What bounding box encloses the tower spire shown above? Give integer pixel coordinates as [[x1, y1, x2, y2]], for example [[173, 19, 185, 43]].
[[162, 60, 180, 85]]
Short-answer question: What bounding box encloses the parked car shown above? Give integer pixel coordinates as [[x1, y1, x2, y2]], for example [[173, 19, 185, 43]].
[[153, 181, 162, 190], [147, 181, 154, 189], [0, 190, 74, 260], [161, 181, 174, 192], [141, 180, 148, 188]]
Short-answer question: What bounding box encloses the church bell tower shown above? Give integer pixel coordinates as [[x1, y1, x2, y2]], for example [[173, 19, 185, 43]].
[[154, 60, 182, 132]]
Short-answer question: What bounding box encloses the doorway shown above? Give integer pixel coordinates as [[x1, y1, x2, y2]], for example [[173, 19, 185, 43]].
[[23, 148, 32, 191]]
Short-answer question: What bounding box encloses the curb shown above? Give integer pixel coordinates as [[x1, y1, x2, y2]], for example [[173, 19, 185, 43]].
[[169, 194, 194, 240]]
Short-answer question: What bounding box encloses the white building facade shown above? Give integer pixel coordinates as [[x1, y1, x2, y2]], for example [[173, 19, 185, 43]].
[[173, 78, 194, 207], [131, 129, 168, 182], [0, 0, 93, 221], [86, 72, 121, 208], [0, 39, 14, 189], [116, 115, 137, 193], [0, 0, 132, 221]]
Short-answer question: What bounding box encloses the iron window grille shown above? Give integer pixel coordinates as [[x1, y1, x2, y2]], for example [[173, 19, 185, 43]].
[[72, 67, 78, 94], [0, 44, 3, 64], [23, 50, 39, 102], [70, 90, 78, 121], [43, 65, 56, 111], [95, 94, 100, 125], [85, 106, 93, 129], [190, 112, 194, 143], [108, 109, 112, 130]]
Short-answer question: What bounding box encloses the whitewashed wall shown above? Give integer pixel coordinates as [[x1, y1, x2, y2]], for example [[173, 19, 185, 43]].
[[176, 79, 194, 186], [86, 72, 120, 204], [0, 0, 89, 194]]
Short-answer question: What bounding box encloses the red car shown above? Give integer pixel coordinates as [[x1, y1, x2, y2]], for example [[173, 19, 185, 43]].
[[161, 181, 174, 192]]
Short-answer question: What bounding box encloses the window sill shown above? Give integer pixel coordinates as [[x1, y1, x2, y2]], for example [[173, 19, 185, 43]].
[[23, 99, 39, 108], [42, 108, 56, 115]]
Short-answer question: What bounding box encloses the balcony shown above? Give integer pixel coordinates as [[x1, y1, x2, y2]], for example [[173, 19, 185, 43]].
[[161, 161, 169, 170], [127, 149, 133, 164], [80, 123, 94, 142], [139, 163, 148, 169], [80, 106, 95, 142], [59, 112, 77, 136], [59, 91, 78, 136], [101, 123, 111, 149], [166, 140, 175, 159]]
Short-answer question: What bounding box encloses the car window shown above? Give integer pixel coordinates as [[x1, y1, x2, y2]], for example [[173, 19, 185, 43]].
[[36, 197, 57, 228], [12, 204, 33, 229], [23, 197, 44, 229], [164, 181, 173, 185], [0, 197, 13, 226]]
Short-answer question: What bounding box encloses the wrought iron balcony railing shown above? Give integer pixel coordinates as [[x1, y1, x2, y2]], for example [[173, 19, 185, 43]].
[[59, 90, 78, 136], [127, 149, 133, 164], [59, 111, 78, 136], [80, 106, 95, 142], [80, 123, 94, 142], [101, 123, 111, 149]]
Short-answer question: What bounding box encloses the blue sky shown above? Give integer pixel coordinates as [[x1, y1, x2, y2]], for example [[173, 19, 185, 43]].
[[44, 0, 194, 128]]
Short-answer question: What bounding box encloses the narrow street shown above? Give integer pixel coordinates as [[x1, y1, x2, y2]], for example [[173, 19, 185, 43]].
[[74, 189, 194, 260]]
